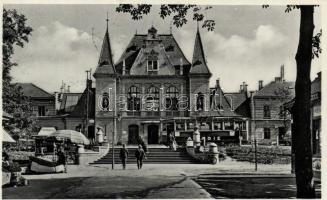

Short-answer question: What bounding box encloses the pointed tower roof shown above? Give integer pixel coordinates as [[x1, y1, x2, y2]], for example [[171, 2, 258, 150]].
[[190, 26, 211, 75], [94, 18, 116, 76]]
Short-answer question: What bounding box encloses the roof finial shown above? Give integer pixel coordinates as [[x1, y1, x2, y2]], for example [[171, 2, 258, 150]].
[[106, 12, 109, 31]]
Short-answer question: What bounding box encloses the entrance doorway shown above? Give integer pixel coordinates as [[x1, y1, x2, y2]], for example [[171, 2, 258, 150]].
[[148, 124, 159, 144], [128, 125, 139, 144]]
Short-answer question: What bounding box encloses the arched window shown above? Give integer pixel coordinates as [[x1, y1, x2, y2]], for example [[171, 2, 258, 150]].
[[128, 86, 140, 111], [101, 92, 110, 111], [196, 92, 205, 111], [146, 86, 159, 111], [166, 86, 179, 110]]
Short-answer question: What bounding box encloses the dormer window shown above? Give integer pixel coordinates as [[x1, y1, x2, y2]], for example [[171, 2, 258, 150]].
[[165, 45, 174, 52], [147, 60, 158, 75]]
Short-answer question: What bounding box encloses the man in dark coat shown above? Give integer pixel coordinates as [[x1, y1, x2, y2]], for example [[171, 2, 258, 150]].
[[135, 145, 146, 170], [137, 136, 148, 154], [119, 144, 129, 170], [57, 148, 67, 173]]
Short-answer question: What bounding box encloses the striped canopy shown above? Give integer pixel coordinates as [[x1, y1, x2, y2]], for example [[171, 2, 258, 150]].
[[49, 130, 90, 145]]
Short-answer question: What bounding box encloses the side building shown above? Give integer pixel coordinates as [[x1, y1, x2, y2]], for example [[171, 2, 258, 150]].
[[311, 72, 321, 155], [16, 83, 56, 117], [250, 66, 295, 145]]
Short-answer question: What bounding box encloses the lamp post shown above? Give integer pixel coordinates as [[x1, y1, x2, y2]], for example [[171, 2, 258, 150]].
[[250, 91, 258, 171]]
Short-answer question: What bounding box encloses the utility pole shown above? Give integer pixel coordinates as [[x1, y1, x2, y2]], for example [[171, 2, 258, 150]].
[[85, 70, 90, 138], [250, 91, 258, 171]]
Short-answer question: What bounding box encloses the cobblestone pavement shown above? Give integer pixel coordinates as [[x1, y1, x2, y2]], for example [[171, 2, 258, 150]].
[[3, 159, 295, 199], [193, 174, 321, 199]]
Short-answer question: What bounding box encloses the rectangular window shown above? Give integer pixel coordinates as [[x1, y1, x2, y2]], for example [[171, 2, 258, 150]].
[[263, 105, 271, 118], [38, 106, 46, 116], [187, 122, 195, 130], [224, 121, 234, 130], [176, 123, 185, 131], [264, 128, 271, 139], [213, 122, 222, 130], [199, 122, 210, 130], [147, 60, 158, 71]]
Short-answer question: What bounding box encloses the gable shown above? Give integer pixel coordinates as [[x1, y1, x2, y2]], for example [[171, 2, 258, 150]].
[[115, 34, 191, 74], [129, 45, 176, 75], [16, 83, 53, 98]]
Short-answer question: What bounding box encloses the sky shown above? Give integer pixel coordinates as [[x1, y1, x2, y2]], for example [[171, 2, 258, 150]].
[[5, 4, 322, 93]]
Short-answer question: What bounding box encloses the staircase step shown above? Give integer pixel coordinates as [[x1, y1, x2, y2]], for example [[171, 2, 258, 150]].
[[90, 147, 196, 165]]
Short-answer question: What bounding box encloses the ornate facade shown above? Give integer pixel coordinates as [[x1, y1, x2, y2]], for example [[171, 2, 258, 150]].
[[93, 25, 248, 145]]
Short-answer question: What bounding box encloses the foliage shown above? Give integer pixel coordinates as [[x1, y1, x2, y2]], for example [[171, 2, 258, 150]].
[[226, 146, 291, 164], [116, 4, 216, 31], [2, 9, 38, 137], [263, 5, 322, 59]]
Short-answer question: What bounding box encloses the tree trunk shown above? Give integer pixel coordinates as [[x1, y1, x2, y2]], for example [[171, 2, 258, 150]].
[[292, 6, 315, 198]]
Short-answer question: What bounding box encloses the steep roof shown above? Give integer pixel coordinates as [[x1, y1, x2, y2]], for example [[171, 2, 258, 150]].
[[190, 29, 211, 75], [255, 81, 295, 98], [16, 83, 53, 98], [115, 34, 191, 74], [207, 86, 246, 118], [94, 27, 116, 75], [224, 92, 248, 110], [70, 87, 95, 118], [58, 93, 82, 114]]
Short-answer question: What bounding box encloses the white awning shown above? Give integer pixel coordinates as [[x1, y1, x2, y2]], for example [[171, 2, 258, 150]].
[[38, 127, 56, 136], [2, 129, 15, 143]]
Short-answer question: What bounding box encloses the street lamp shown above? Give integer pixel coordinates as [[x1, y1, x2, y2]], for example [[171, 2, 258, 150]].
[[250, 91, 258, 171]]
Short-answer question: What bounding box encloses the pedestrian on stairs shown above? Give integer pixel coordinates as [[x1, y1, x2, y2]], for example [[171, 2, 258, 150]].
[[135, 145, 146, 170], [119, 144, 129, 170]]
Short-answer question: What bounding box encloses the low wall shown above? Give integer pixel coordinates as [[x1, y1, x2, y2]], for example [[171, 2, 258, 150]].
[[78, 144, 109, 165]]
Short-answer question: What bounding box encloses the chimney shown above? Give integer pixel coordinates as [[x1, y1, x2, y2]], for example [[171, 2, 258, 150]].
[[63, 83, 66, 93], [258, 80, 263, 90], [244, 84, 248, 92], [280, 65, 285, 81], [242, 82, 247, 92], [87, 79, 92, 89], [216, 78, 220, 88], [122, 59, 126, 75], [67, 85, 70, 93], [240, 85, 243, 92], [275, 77, 282, 82]]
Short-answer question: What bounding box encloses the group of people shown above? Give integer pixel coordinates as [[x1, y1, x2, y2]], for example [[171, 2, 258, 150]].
[[119, 136, 148, 170]]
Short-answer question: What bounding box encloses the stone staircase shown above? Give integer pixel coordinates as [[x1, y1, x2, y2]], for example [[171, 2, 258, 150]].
[[90, 146, 197, 164]]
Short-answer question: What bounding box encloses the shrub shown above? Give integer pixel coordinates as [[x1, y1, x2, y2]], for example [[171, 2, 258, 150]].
[[225, 146, 291, 164]]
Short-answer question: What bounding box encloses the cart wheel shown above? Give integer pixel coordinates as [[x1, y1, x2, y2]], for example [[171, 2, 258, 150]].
[[211, 157, 218, 165]]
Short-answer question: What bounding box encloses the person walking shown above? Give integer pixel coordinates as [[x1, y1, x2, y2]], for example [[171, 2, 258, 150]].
[[57, 147, 67, 173], [135, 145, 146, 170], [119, 144, 129, 170], [172, 136, 177, 151], [137, 136, 148, 154]]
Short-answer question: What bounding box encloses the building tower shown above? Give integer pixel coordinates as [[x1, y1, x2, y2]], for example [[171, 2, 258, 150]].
[[93, 17, 117, 144], [189, 25, 212, 116]]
